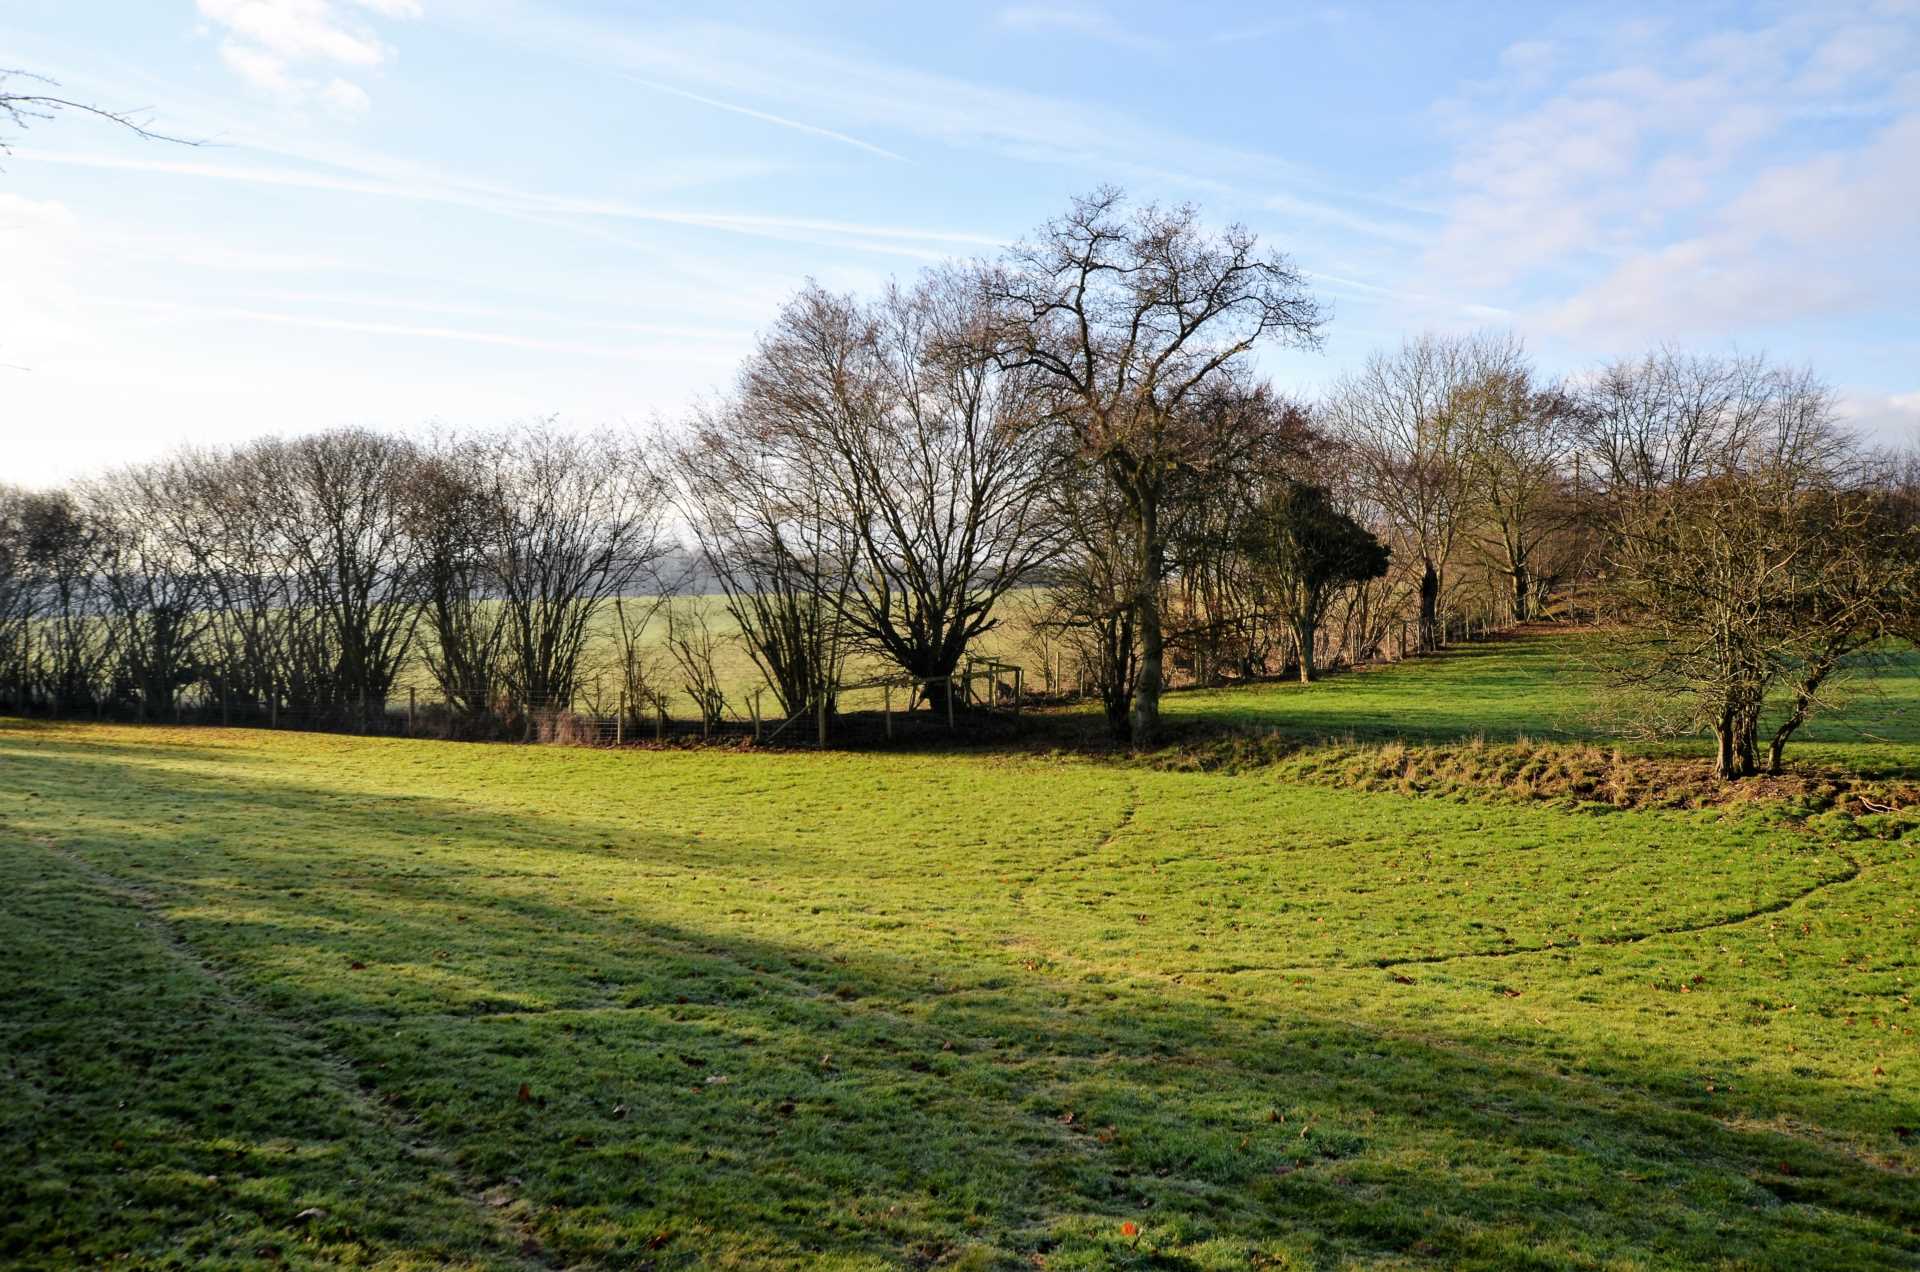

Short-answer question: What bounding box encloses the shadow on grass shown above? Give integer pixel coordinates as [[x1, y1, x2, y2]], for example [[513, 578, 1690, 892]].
[[3, 733, 1918, 1268]]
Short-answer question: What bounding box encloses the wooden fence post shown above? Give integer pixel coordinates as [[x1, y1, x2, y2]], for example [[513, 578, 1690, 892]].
[[270, 680, 278, 729], [816, 693, 827, 748], [1014, 666, 1023, 715], [408, 687, 416, 736], [615, 691, 625, 746], [751, 690, 762, 742]]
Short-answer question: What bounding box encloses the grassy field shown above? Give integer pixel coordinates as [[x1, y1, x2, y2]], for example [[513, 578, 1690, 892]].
[[1152, 629, 1920, 778], [388, 592, 1061, 721], [4, 631, 1919, 1268]]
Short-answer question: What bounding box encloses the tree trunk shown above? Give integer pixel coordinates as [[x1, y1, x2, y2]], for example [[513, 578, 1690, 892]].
[[1417, 560, 1441, 652], [1294, 619, 1317, 684], [1720, 710, 1751, 783], [1733, 704, 1759, 777], [1129, 499, 1164, 746], [1508, 563, 1530, 624]]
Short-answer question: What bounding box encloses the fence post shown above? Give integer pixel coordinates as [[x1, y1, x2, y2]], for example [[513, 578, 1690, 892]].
[[656, 703, 666, 742], [946, 675, 955, 728], [408, 687, 416, 737], [816, 693, 827, 748], [1014, 666, 1023, 715], [615, 691, 625, 746], [884, 684, 893, 740], [751, 690, 761, 743], [270, 679, 278, 729]]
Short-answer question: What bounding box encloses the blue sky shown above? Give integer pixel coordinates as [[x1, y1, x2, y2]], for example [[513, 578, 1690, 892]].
[[3, 0, 1917, 484]]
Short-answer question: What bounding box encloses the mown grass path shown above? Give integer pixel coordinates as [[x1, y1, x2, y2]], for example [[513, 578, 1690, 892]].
[[3, 707, 1917, 1268]]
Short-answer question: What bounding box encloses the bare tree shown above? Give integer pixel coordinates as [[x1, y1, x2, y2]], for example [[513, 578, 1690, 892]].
[[610, 596, 673, 730], [14, 490, 114, 711], [739, 273, 1062, 700], [86, 464, 213, 717], [663, 598, 730, 731], [1034, 460, 1141, 740], [1162, 394, 1320, 684], [487, 425, 672, 713], [673, 398, 856, 722], [408, 438, 512, 716], [0, 487, 36, 701], [249, 429, 428, 717], [1454, 364, 1578, 622], [985, 187, 1323, 742], [1329, 332, 1525, 651], [1583, 355, 1906, 777]]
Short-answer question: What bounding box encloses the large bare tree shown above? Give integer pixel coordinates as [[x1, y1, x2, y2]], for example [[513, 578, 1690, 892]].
[[739, 273, 1061, 699], [1328, 331, 1525, 651], [248, 429, 429, 716], [986, 187, 1323, 743]]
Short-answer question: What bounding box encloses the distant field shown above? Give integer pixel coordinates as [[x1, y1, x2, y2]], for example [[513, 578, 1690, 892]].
[[4, 626, 1917, 1267], [391, 592, 1063, 720]]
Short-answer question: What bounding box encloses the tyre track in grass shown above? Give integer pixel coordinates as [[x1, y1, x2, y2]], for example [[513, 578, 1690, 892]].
[[1174, 842, 1867, 976], [26, 830, 566, 1271], [1005, 774, 1140, 936]]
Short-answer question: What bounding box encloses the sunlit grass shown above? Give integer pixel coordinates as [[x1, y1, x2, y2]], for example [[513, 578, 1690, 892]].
[[3, 696, 1917, 1267], [1151, 627, 1920, 777]]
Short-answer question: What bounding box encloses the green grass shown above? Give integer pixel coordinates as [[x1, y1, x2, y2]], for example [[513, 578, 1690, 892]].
[[1154, 629, 1920, 778], [8, 629, 1920, 1267], [4, 689, 1918, 1268]]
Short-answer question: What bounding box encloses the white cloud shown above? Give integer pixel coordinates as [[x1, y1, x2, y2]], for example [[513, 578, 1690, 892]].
[[1838, 389, 1920, 447], [197, 0, 420, 114], [350, 0, 422, 16], [1421, 3, 1920, 350], [198, 0, 386, 66], [218, 40, 296, 96], [321, 77, 372, 115], [1544, 112, 1920, 340]]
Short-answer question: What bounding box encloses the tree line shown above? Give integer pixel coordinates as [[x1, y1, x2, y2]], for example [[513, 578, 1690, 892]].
[[4, 187, 1916, 775]]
